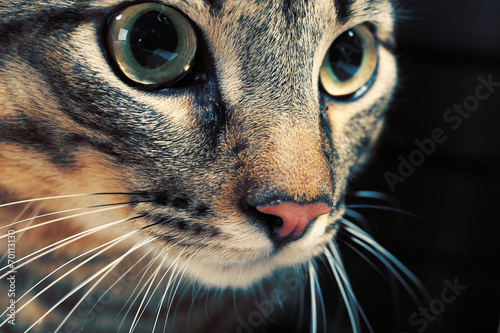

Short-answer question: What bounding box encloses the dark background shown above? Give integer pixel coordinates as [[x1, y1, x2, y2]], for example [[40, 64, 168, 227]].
[[343, 0, 500, 332]]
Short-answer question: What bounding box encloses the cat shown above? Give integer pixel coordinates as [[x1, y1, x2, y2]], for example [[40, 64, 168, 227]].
[[0, 0, 414, 332]]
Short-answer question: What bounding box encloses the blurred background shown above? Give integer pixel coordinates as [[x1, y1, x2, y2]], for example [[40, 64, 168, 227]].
[[342, 0, 500, 332]]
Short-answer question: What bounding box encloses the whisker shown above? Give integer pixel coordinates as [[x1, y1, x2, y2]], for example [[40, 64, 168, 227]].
[[308, 261, 318, 333], [164, 258, 191, 330], [5, 201, 34, 224], [10, 205, 42, 244], [186, 282, 203, 332], [340, 240, 387, 279], [341, 219, 431, 305], [324, 243, 362, 333], [116, 237, 190, 332], [0, 193, 132, 209], [346, 191, 405, 209], [0, 215, 141, 276], [0, 224, 143, 324], [152, 259, 181, 333], [0, 203, 39, 262], [157, 260, 182, 333], [0, 202, 134, 231], [140, 241, 206, 333], [54, 240, 155, 333], [24, 235, 158, 333], [117, 250, 164, 333], [329, 240, 374, 333], [129, 254, 168, 333], [340, 236, 402, 328], [162, 241, 207, 333], [312, 261, 327, 333], [81, 249, 154, 331], [0, 205, 127, 238], [297, 266, 306, 332], [345, 204, 432, 225], [343, 208, 375, 235]]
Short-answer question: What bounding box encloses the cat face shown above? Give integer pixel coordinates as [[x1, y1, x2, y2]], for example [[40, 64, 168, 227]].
[[0, 0, 396, 289]]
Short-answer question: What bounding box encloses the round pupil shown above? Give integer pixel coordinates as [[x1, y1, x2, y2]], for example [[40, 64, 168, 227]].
[[129, 11, 179, 70], [328, 29, 364, 82]]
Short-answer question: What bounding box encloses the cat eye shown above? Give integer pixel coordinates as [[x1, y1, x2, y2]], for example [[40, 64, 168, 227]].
[[320, 25, 378, 99], [106, 3, 197, 88]]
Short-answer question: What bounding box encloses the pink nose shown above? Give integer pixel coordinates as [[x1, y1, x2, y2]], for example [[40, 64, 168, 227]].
[[256, 202, 332, 238]]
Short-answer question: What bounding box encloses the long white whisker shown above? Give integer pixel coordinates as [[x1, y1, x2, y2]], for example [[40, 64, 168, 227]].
[[118, 235, 194, 332], [161, 240, 208, 333], [324, 245, 361, 333], [0, 205, 127, 239], [9, 205, 42, 244], [340, 237, 403, 325], [0, 193, 122, 209], [129, 255, 168, 333], [342, 219, 430, 303], [14, 228, 139, 310], [308, 261, 318, 333], [0, 215, 136, 276], [297, 267, 306, 329], [0, 205, 127, 238], [131, 244, 200, 333], [163, 262, 188, 330], [24, 236, 158, 333], [345, 204, 432, 225], [5, 201, 34, 225], [158, 260, 181, 333], [186, 283, 204, 333], [350, 236, 421, 304], [0, 203, 38, 262], [54, 239, 155, 333], [164, 244, 204, 324], [329, 240, 374, 333], [312, 261, 327, 332], [165, 264, 190, 330], [341, 241, 386, 278], [117, 250, 164, 332], [145, 250, 188, 333], [0, 226, 141, 324], [81, 249, 154, 331], [119, 235, 190, 325]]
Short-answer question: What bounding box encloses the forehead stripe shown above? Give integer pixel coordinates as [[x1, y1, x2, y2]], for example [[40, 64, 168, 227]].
[[334, 0, 354, 23], [203, 0, 225, 11]]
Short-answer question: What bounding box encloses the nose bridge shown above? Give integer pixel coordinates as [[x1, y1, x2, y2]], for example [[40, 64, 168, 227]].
[[245, 115, 334, 206], [243, 49, 316, 113], [228, 12, 317, 112], [210, 8, 332, 204]]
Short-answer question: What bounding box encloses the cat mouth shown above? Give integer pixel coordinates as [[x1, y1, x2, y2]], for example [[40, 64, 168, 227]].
[[174, 215, 340, 288], [139, 208, 340, 288]]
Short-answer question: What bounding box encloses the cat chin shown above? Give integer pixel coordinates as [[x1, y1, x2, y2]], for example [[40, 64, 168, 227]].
[[183, 249, 320, 289]]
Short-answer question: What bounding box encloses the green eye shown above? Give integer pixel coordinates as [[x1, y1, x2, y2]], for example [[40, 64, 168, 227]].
[[320, 25, 378, 98], [106, 3, 197, 88]]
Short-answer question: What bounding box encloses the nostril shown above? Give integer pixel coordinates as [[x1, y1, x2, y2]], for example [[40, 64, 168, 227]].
[[256, 201, 331, 239], [239, 198, 283, 232]]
